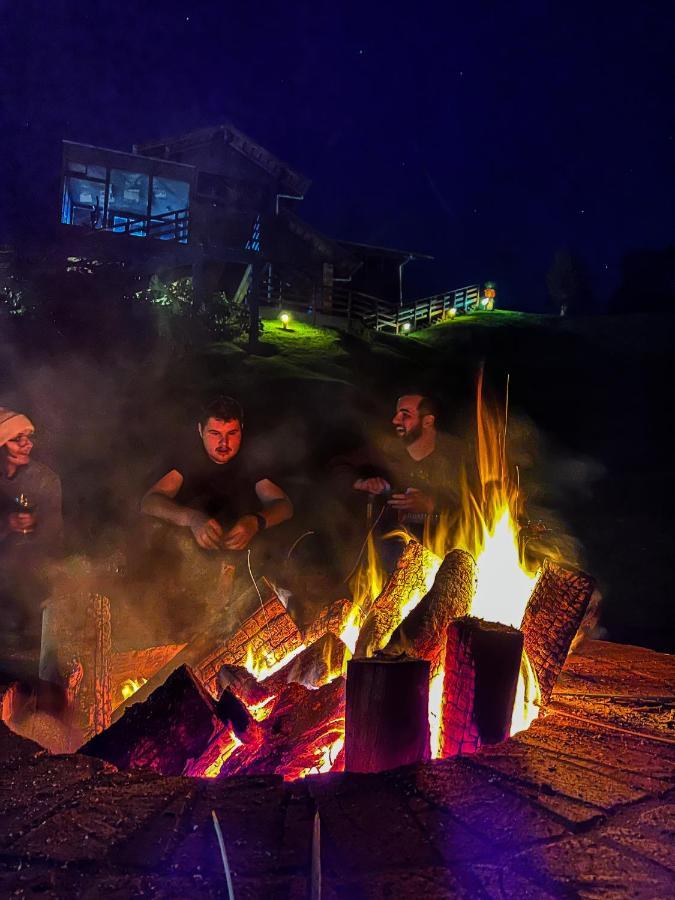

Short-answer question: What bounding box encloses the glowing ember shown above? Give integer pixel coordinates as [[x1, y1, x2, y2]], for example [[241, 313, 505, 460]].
[[120, 677, 147, 701], [298, 735, 345, 778], [247, 695, 276, 722], [202, 728, 243, 778], [243, 642, 307, 681]]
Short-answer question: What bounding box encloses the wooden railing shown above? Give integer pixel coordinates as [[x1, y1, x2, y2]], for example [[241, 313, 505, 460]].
[[101, 207, 190, 243], [257, 272, 481, 333]]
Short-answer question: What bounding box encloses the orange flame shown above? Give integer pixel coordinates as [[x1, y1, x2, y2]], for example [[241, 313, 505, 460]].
[[120, 677, 147, 701], [423, 371, 541, 744], [243, 642, 307, 681]]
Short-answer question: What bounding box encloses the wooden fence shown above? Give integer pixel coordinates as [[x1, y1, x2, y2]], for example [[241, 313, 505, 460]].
[[257, 272, 481, 333]]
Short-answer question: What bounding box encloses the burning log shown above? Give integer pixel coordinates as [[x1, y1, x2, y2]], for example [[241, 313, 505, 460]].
[[264, 632, 350, 693], [345, 655, 430, 773], [216, 664, 272, 707], [80, 665, 245, 776], [302, 597, 353, 646], [520, 559, 595, 706], [39, 588, 112, 749], [111, 582, 297, 721], [355, 541, 440, 658], [219, 678, 346, 780], [440, 617, 523, 758], [384, 549, 476, 664], [111, 643, 186, 709], [196, 587, 303, 695]]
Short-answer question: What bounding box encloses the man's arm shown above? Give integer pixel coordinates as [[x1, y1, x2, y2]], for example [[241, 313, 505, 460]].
[[141, 470, 224, 550], [222, 478, 293, 551]]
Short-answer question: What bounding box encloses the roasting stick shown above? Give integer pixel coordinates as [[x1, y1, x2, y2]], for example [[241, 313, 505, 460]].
[[311, 809, 322, 900], [211, 810, 235, 900]]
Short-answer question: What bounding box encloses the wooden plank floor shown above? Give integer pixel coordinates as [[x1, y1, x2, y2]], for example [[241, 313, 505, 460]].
[[0, 639, 673, 898]]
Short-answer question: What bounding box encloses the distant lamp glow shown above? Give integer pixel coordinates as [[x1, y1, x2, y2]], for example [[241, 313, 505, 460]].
[[481, 297, 490, 307], [449, 307, 457, 318], [280, 312, 290, 330], [402, 321, 411, 333]]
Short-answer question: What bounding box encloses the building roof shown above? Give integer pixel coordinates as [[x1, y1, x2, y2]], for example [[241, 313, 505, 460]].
[[336, 239, 434, 262], [133, 123, 311, 196]]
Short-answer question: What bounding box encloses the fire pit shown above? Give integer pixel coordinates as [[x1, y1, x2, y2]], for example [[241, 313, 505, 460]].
[[4, 377, 596, 784]]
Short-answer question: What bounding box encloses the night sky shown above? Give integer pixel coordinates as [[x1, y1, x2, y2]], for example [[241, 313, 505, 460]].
[[2, 0, 673, 310]]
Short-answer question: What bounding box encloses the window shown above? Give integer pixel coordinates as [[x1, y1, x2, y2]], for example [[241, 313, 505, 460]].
[[61, 177, 106, 227], [107, 169, 149, 217]]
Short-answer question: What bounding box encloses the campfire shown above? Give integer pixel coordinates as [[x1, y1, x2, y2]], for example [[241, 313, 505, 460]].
[[6, 377, 595, 782]]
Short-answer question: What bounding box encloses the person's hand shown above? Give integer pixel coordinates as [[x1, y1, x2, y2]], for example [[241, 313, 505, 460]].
[[8, 511, 36, 534], [223, 515, 259, 551], [387, 488, 435, 514], [188, 512, 224, 550], [353, 477, 391, 494]]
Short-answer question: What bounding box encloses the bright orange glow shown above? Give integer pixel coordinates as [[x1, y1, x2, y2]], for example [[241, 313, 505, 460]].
[[203, 727, 243, 778], [339, 605, 362, 655], [428, 664, 445, 758], [120, 677, 147, 701], [510, 649, 541, 735], [243, 642, 307, 681], [247, 695, 276, 722], [296, 733, 345, 779], [349, 528, 386, 618]]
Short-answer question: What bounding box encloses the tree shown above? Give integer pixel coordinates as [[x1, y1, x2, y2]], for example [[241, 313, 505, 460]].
[[546, 249, 593, 316]]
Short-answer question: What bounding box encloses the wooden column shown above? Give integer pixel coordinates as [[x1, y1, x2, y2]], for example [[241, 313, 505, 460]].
[[441, 617, 523, 758], [39, 587, 112, 750], [345, 656, 430, 773]]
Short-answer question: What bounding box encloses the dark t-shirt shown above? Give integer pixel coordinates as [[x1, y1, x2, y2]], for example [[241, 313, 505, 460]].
[[157, 441, 269, 527]]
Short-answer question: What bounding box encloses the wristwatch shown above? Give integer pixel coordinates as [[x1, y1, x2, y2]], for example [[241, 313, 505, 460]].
[[254, 513, 267, 532]]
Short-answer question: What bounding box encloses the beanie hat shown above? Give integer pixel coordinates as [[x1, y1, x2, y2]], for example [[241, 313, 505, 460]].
[[0, 408, 35, 447]]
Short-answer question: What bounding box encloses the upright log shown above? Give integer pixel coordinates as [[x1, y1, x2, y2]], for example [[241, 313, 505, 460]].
[[441, 617, 523, 758], [355, 541, 441, 658], [39, 587, 112, 750], [385, 549, 476, 665], [345, 656, 430, 773], [520, 559, 595, 705]]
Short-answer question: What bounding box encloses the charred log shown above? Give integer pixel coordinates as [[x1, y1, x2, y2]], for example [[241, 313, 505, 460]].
[[219, 678, 346, 780], [345, 655, 430, 773], [80, 665, 239, 776], [385, 549, 476, 663], [355, 541, 441, 658], [521, 559, 595, 705], [441, 617, 523, 757], [302, 597, 353, 646]]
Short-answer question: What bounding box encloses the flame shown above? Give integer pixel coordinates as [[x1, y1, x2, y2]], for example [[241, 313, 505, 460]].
[[297, 734, 345, 779], [202, 727, 243, 778], [339, 606, 362, 655], [428, 664, 445, 759], [243, 642, 307, 681], [120, 677, 147, 701], [247, 695, 276, 722], [510, 649, 541, 735], [348, 527, 386, 616]]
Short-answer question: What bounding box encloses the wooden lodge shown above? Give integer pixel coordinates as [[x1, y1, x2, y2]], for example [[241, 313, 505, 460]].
[[57, 123, 437, 330]]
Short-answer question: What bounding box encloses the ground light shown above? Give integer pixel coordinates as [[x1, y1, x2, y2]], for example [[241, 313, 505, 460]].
[[280, 312, 290, 330], [449, 307, 457, 318], [402, 322, 411, 333]]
